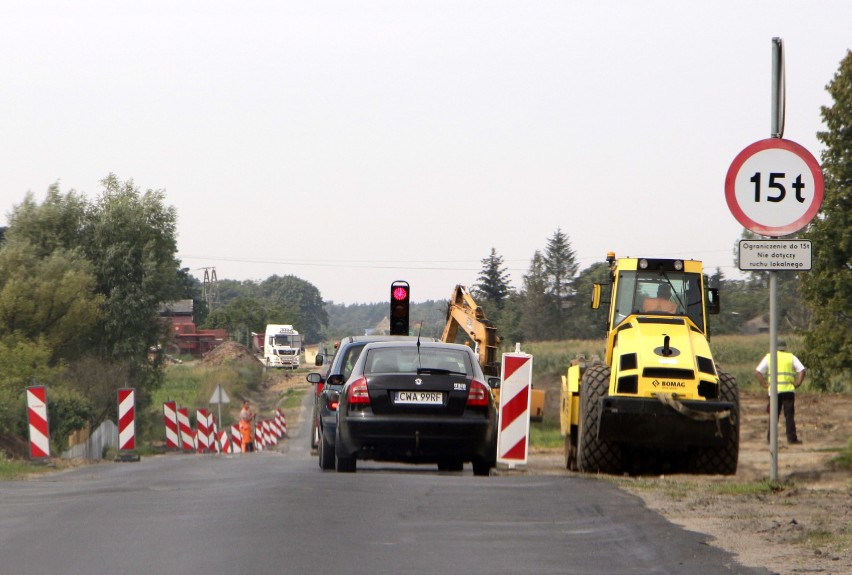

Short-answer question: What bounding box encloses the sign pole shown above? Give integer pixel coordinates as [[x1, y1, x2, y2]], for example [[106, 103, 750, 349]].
[[727, 39, 822, 482], [768, 272, 779, 480], [217, 387, 223, 433], [767, 38, 785, 481]]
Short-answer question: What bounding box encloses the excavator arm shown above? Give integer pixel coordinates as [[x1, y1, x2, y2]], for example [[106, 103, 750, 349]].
[[440, 285, 501, 377]]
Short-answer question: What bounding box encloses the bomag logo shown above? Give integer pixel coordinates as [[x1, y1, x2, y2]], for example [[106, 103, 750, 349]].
[[652, 379, 686, 388]]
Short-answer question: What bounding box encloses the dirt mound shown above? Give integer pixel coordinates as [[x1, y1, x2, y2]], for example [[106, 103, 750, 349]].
[[201, 341, 259, 367]]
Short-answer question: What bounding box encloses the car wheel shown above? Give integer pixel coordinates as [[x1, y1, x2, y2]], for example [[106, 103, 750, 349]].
[[310, 416, 319, 453], [471, 458, 492, 477], [319, 427, 335, 471]]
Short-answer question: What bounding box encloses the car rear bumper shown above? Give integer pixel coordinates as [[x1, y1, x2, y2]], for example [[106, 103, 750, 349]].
[[597, 396, 736, 448], [337, 413, 496, 462]]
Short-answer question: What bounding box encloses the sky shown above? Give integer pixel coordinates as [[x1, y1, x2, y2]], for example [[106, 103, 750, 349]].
[[2, 1, 849, 305]]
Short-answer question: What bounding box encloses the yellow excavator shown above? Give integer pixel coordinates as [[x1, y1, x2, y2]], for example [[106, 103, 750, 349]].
[[441, 285, 545, 421]]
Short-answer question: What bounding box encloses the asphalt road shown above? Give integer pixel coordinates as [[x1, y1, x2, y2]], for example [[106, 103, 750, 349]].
[[0, 398, 771, 575]]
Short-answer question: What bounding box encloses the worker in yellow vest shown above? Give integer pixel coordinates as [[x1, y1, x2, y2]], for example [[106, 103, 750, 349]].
[[755, 340, 806, 444]]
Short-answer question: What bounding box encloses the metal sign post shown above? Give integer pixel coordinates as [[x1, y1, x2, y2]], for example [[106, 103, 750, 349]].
[[727, 39, 823, 481], [209, 384, 231, 433]]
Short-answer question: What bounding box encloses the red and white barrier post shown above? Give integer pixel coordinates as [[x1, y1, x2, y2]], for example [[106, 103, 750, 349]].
[[177, 407, 194, 452], [116, 388, 140, 462], [497, 345, 533, 467], [163, 401, 179, 450], [196, 409, 211, 453], [230, 424, 242, 453], [276, 409, 287, 437], [255, 421, 264, 451], [26, 386, 50, 460]]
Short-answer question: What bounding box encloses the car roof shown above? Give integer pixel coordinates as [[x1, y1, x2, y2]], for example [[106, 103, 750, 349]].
[[359, 340, 474, 352], [341, 335, 438, 345]]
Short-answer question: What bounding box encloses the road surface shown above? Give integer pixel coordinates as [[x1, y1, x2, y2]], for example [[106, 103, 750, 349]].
[[0, 398, 770, 575]]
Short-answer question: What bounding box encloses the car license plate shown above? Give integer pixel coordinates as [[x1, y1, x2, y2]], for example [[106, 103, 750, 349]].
[[393, 391, 444, 405]]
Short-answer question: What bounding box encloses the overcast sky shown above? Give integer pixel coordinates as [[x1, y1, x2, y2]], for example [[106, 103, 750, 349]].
[[2, 2, 849, 304]]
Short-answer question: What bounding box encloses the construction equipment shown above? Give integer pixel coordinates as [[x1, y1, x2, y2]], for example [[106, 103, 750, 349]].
[[441, 285, 545, 421], [561, 253, 739, 475]]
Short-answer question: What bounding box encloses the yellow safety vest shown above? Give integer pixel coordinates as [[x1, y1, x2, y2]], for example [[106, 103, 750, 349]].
[[765, 351, 796, 393]]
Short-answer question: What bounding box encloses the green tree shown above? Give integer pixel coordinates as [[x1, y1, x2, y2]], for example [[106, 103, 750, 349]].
[[0, 243, 103, 363], [519, 251, 554, 341], [801, 50, 852, 389], [543, 228, 579, 339], [204, 297, 268, 347], [258, 275, 328, 342], [3, 175, 182, 417], [565, 262, 611, 340], [473, 248, 513, 309]]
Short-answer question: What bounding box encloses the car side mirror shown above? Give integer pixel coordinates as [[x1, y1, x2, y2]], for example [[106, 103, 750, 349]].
[[306, 372, 323, 384], [315, 355, 324, 366], [487, 376, 501, 389], [327, 374, 344, 385]]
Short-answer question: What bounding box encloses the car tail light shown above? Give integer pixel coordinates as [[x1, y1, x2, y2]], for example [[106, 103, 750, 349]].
[[466, 380, 490, 407], [329, 399, 339, 411], [347, 377, 370, 405]]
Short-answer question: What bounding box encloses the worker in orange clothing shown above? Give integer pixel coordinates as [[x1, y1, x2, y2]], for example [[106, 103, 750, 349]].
[[239, 400, 255, 453]]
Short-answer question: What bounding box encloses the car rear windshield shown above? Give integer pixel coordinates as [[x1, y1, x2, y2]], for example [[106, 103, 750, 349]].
[[365, 348, 470, 375]]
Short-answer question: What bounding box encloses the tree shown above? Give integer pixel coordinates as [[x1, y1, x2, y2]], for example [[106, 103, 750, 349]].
[[565, 262, 611, 340], [801, 50, 852, 389], [258, 275, 328, 342], [542, 228, 579, 339], [0, 243, 103, 363], [204, 297, 268, 347], [473, 248, 513, 309], [519, 251, 554, 341], [3, 175, 182, 417]]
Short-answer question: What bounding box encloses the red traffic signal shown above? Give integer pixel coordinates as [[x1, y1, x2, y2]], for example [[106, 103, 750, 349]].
[[389, 281, 410, 335]]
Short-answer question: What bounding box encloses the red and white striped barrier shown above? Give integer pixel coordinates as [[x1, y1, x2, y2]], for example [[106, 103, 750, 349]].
[[269, 417, 284, 440], [275, 409, 287, 437], [497, 349, 533, 466], [163, 401, 179, 450], [177, 407, 194, 451], [230, 424, 242, 453], [255, 421, 264, 451], [117, 388, 136, 452], [196, 409, 212, 453], [262, 420, 276, 446], [26, 386, 50, 459], [217, 428, 233, 453]]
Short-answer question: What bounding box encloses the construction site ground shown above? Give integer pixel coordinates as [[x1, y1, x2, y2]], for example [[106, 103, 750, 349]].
[[267, 362, 851, 575], [526, 390, 852, 575]]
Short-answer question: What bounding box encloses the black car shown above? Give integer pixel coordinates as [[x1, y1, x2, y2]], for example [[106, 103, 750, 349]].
[[307, 335, 435, 469], [334, 340, 498, 476]]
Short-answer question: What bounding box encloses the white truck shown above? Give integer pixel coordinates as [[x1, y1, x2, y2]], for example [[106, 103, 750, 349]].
[[261, 324, 302, 368]]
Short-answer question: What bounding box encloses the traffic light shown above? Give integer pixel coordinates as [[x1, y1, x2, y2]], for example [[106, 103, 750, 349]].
[[389, 280, 410, 335]]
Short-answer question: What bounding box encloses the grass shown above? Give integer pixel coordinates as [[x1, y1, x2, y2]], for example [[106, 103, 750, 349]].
[[829, 437, 852, 471], [276, 387, 306, 411], [0, 451, 55, 481], [529, 418, 563, 449]]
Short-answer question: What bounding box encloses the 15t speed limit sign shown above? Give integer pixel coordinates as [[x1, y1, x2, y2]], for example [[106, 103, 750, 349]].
[[725, 138, 824, 236]]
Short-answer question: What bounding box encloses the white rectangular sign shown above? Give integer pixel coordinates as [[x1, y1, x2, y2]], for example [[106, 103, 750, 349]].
[[738, 239, 812, 271]]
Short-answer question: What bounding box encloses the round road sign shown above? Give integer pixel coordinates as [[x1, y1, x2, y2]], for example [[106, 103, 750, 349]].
[[725, 138, 824, 237]]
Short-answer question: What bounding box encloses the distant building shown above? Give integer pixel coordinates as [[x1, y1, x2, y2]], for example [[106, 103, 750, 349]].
[[159, 300, 227, 357]]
